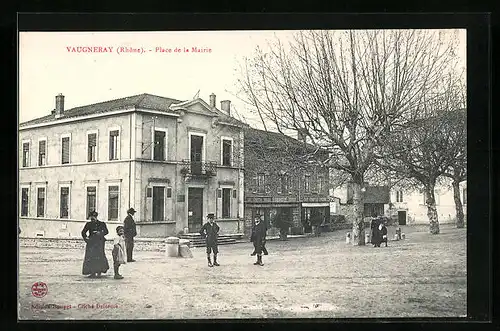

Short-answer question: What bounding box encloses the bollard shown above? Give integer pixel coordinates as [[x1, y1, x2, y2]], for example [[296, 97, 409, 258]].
[[179, 238, 191, 248], [165, 237, 180, 257], [394, 234, 399, 241], [365, 233, 370, 244], [401, 233, 406, 240], [345, 232, 351, 244]]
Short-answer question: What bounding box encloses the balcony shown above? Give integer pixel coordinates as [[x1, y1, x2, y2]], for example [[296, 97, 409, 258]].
[[180, 160, 217, 178]]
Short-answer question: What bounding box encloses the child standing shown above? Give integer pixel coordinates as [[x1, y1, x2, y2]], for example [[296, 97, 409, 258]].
[[112, 226, 126, 279]]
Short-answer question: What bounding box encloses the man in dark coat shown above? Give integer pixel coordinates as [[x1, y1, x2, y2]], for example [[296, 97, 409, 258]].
[[250, 214, 266, 266], [81, 211, 110, 278], [123, 208, 137, 262], [250, 214, 268, 256], [200, 213, 220, 267], [370, 212, 381, 247]]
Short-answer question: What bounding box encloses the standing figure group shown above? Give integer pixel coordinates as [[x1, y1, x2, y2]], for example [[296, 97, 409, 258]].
[[370, 213, 388, 248], [81, 207, 138, 279]]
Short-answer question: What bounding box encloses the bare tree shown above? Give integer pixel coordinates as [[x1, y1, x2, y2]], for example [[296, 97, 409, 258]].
[[236, 29, 461, 244], [376, 71, 466, 234]]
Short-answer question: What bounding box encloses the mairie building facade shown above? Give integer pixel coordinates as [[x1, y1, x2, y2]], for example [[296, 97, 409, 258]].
[[19, 93, 247, 239]]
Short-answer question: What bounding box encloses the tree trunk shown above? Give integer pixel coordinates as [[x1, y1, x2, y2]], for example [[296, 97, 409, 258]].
[[351, 181, 365, 246], [425, 185, 440, 234], [452, 180, 465, 228]]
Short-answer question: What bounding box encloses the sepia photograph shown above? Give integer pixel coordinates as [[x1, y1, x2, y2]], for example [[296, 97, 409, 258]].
[[18, 27, 467, 320]]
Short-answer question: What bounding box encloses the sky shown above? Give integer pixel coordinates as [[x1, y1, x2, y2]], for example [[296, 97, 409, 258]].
[[19, 30, 466, 129]]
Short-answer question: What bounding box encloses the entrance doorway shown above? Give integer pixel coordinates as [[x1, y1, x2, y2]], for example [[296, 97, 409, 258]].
[[398, 211, 407, 225], [188, 188, 203, 233]]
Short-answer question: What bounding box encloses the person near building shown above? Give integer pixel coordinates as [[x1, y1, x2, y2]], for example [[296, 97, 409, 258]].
[[123, 208, 137, 262], [81, 211, 110, 278], [112, 226, 127, 279], [250, 214, 267, 266], [199, 213, 220, 267], [379, 218, 388, 247], [370, 212, 382, 247], [250, 214, 268, 256]]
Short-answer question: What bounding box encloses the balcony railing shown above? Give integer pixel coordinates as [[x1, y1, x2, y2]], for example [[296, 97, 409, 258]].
[[180, 160, 217, 177]]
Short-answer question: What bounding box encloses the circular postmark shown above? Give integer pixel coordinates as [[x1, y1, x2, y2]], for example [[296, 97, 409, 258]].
[[31, 282, 48, 298]]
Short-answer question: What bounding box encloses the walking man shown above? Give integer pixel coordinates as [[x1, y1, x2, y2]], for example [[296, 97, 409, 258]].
[[250, 214, 266, 266], [199, 213, 220, 267], [123, 207, 137, 262], [250, 214, 268, 256]]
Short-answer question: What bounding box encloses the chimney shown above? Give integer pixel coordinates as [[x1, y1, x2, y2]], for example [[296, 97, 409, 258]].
[[209, 93, 216, 108], [297, 129, 307, 143], [55, 93, 65, 118], [220, 100, 231, 116]]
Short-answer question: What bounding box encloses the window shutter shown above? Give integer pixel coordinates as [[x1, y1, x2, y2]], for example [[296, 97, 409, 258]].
[[88, 134, 97, 147], [39, 141, 46, 154], [62, 137, 70, 164]]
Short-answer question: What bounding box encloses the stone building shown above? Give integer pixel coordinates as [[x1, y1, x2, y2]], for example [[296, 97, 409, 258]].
[[243, 128, 330, 236], [19, 93, 247, 239], [333, 181, 467, 225]]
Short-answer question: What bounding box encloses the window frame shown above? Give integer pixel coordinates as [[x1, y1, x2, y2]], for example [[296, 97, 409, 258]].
[[151, 184, 166, 222], [188, 131, 206, 162], [396, 190, 404, 203], [60, 133, 72, 164], [58, 183, 71, 219], [86, 130, 99, 163], [21, 139, 31, 168], [35, 184, 47, 218], [257, 173, 265, 193], [304, 174, 311, 193], [151, 127, 168, 161], [107, 182, 121, 222], [20, 184, 30, 217], [108, 126, 121, 161], [84, 183, 98, 220], [38, 137, 47, 166], [220, 136, 234, 166]]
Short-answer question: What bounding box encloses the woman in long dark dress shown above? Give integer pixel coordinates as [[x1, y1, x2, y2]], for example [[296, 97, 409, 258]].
[[370, 213, 382, 247], [81, 211, 110, 278]]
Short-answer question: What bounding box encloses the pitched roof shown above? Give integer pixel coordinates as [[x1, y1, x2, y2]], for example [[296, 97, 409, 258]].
[[20, 93, 182, 127]]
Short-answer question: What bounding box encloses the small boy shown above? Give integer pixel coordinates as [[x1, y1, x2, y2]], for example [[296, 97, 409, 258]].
[[112, 226, 127, 279]]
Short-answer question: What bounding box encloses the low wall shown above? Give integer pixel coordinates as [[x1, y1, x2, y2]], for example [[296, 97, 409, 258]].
[[19, 237, 167, 251], [19, 217, 123, 239], [137, 222, 177, 238]]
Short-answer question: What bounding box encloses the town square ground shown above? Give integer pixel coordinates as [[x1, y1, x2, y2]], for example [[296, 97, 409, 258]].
[[18, 224, 466, 320]]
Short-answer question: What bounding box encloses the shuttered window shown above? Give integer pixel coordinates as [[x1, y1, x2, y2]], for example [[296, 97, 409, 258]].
[[153, 130, 166, 161], [222, 188, 231, 218], [257, 173, 265, 193], [60, 187, 70, 218], [109, 130, 119, 160], [38, 140, 46, 166], [222, 139, 232, 166], [88, 133, 97, 162], [304, 175, 311, 193], [61, 137, 70, 164], [21, 188, 29, 216], [22, 142, 30, 167], [108, 186, 119, 221], [86, 186, 96, 219], [37, 187, 45, 217]]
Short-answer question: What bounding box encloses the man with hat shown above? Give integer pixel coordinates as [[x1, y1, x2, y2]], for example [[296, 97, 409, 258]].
[[250, 213, 268, 256], [199, 213, 220, 267], [123, 207, 137, 262], [250, 212, 266, 266]]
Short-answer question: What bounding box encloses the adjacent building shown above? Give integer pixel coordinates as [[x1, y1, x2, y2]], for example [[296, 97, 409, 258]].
[[333, 181, 467, 225], [243, 128, 330, 236], [19, 93, 247, 238]]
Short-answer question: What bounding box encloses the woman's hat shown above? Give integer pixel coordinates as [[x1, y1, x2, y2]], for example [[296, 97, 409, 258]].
[[116, 225, 124, 232], [89, 211, 98, 217], [127, 208, 136, 214], [207, 213, 215, 219]]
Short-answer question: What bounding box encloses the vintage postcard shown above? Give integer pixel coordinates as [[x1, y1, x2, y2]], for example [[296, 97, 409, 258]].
[[18, 28, 467, 320]]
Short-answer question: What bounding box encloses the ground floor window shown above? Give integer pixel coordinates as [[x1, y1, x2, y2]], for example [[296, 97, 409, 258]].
[[60, 186, 70, 218], [21, 187, 29, 216], [108, 186, 119, 221], [152, 186, 165, 222], [86, 186, 97, 219], [36, 187, 45, 217], [364, 203, 384, 217]]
